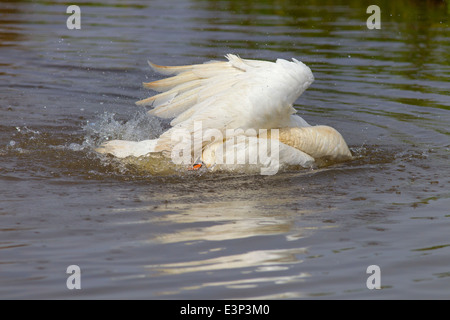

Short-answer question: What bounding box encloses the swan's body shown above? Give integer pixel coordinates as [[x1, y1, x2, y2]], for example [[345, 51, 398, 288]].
[[96, 54, 352, 174]]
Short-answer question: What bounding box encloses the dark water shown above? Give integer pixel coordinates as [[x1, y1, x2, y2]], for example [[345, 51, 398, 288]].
[[1, 0, 449, 299]]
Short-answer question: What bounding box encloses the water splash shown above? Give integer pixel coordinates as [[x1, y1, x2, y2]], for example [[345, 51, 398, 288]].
[[83, 110, 166, 149], [79, 110, 180, 176]]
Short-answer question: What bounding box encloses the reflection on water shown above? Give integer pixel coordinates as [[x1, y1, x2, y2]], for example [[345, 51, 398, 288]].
[[147, 204, 297, 244], [0, 0, 449, 299], [149, 248, 307, 275], [115, 195, 317, 297], [150, 250, 311, 299], [112, 174, 329, 244]]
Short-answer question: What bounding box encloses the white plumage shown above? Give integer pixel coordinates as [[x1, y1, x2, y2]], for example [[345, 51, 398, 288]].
[[96, 54, 352, 174]]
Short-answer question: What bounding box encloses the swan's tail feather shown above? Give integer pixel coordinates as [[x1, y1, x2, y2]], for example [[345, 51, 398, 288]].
[[95, 139, 158, 159]]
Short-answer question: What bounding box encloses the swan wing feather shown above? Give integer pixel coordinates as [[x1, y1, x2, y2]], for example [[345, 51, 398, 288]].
[[137, 54, 314, 155]]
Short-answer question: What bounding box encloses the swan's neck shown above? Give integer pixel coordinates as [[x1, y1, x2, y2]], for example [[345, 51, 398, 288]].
[[271, 126, 352, 161]]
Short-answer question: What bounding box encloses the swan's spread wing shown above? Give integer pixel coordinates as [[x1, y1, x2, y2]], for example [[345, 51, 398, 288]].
[[137, 54, 314, 154]]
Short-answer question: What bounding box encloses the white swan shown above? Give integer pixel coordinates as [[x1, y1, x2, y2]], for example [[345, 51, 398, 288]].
[[96, 54, 352, 174]]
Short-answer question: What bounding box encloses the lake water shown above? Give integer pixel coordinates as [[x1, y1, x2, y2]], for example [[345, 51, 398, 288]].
[[0, 0, 449, 299]]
